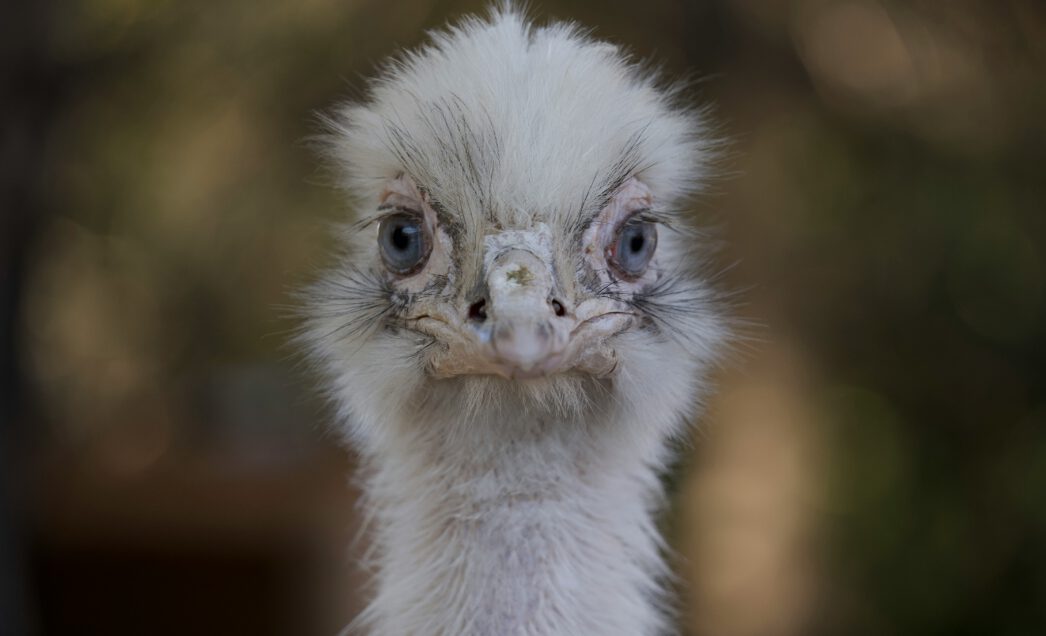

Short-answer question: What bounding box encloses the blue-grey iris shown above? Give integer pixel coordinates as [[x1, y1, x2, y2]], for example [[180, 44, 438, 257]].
[[378, 213, 429, 274], [610, 220, 657, 279]]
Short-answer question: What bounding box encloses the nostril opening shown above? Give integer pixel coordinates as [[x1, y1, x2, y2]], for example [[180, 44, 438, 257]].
[[468, 299, 488, 322], [550, 299, 566, 317]]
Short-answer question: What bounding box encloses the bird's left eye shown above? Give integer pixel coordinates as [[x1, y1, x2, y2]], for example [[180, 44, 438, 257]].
[[378, 212, 430, 274], [608, 219, 657, 279]]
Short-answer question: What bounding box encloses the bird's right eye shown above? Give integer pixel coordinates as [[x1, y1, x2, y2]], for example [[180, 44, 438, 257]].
[[378, 212, 430, 275]]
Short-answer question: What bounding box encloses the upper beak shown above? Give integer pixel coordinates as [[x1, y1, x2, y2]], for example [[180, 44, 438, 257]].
[[476, 248, 572, 378], [413, 227, 627, 380]]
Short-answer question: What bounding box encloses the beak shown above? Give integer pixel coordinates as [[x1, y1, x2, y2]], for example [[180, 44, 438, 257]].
[[416, 226, 625, 380], [476, 248, 572, 378]]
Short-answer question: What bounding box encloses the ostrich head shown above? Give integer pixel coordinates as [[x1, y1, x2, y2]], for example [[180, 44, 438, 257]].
[[303, 7, 729, 633], [305, 9, 725, 453]]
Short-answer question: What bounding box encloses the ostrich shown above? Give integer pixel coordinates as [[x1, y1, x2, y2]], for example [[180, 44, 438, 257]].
[[302, 6, 727, 635]]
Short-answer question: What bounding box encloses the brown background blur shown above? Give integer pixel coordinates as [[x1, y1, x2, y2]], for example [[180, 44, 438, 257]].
[[2, 1, 1044, 634]]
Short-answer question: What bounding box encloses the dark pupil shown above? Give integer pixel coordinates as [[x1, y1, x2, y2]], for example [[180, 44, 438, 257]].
[[629, 233, 644, 253], [391, 224, 414, 251]]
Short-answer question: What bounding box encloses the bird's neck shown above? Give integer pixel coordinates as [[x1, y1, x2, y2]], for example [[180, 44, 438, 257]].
[[356, 408, 672, 636]]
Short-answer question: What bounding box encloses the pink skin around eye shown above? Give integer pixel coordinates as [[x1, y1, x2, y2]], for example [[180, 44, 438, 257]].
[[582, 177, 659, 289], [376, 175, 454, 293]]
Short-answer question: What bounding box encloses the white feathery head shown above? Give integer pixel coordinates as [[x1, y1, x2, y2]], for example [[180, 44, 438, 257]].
[[302, 7, 730, 634], [305, 7, 726, 451]]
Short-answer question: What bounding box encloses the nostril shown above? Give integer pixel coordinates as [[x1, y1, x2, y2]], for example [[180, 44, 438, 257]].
[[468, 299, 488, 322], [550, 299, 565, 317]]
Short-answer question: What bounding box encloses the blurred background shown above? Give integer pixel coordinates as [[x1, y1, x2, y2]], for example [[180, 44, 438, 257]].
[[2, 0, 1044, 634]]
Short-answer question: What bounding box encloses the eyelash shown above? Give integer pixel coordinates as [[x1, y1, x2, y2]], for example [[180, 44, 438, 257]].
[[352, 205, 424, 234], [372, 201, 458, 233], [629, 208, 672, 227], [376, 204, 422, 217], [360, 205, 669, 241]]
